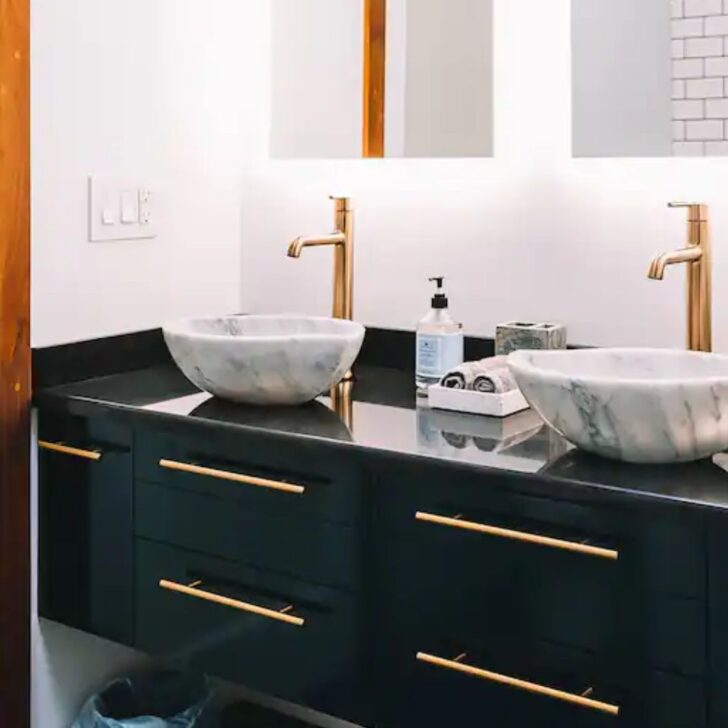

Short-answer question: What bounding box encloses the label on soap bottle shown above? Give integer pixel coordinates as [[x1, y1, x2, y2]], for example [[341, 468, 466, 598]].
[[416, 332, 464, 379]]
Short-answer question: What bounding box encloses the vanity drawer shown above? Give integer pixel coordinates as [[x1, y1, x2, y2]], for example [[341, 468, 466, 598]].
[[38, 412, 134, 645], [135, 480, 360, 590], [135, 540, 363, 713], [378, 461, 706, 600], [379, 634, 706, 728], [136, 428, 363, 526]]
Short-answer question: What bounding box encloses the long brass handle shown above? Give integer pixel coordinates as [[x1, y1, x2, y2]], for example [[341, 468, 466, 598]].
[[159, 459, 305, 495], [159, 579, 305, 626], [38, 440, 102, 461], [415, 512, 618, 561], [417, 652, 620, 717]]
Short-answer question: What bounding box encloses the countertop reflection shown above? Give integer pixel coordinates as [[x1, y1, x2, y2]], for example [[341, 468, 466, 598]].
[[36, 363, 728, 512]]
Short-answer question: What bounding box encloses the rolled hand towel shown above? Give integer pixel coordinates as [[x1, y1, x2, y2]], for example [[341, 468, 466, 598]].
[[441, 361, 486, 389], [473, 367, 518, 394]]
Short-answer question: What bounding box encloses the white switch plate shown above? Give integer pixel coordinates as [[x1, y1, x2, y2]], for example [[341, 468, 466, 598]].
[[88, 176, 157, 242]]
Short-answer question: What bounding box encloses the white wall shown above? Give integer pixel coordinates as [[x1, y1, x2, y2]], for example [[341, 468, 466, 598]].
[[31, 0, 263, 347], [270, 0, 363, 159], [243, 0, 728, 353], [572, 0, 673, 157]]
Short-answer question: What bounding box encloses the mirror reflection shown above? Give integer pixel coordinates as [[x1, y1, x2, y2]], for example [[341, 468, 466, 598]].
[[573, 0, 728, 157], [270, 0, 494, 158]]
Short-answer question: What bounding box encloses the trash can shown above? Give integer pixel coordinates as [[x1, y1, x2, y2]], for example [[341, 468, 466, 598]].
[[72, 670, 216, 728]]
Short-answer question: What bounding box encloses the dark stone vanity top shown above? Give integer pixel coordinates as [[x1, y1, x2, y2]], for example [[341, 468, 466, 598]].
[[35, 363, 728, 515]]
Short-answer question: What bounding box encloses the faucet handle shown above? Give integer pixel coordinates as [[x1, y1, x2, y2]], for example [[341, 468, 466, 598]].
[[668, 202, 708, 221], [330, 196, 352, 213]]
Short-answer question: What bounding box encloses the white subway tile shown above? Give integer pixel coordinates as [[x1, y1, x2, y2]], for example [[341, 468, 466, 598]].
[[674, 80, 687, 99], [674, 141, 706, 155], [686, 119, 724, 138], [705, 55, 728, 74], [687, 77, 725, 97], [673, 58, 705, 77], [674, 121, 687, 141], [685, 36, 724, 56], [706, 97, 728, 116], [672, 17, 705, 36], [673, 99, 705, 118], [673, 39, 686, 58], [673, 0, 684, 16], [705, 140, 728, 153], [685, 0, 722, 15], [705, 14, 728, 34]]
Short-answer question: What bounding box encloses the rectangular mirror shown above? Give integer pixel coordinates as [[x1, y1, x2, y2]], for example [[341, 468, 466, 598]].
[[573, 0, 728, 157], [270, 0, 494, 159]]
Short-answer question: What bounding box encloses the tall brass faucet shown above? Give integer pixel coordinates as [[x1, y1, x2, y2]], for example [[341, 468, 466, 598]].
[[648, 202, 712, 352], [287, 196, 354, 321]]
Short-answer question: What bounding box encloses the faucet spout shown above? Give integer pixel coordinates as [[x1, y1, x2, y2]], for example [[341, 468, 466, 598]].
[[647, 247, 702, 280], [287, 233, 347, 259]]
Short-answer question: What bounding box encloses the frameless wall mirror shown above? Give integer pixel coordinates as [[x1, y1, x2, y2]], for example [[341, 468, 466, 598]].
[[573, 0, 728, 157], [270, 0, 494, 158]]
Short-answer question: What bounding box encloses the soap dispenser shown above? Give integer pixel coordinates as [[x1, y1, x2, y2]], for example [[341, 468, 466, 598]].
[[416, 277, 464, 394]]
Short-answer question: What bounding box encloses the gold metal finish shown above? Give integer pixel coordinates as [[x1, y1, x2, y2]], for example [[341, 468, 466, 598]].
[[158, 459, 305, 495], [416, 652, 620, 717], [648, 202, 712, 352], [38, 441, 102, 461], [287, 196, 355, 323], [159, 579, 305, 626], [329, 380, 354, 430], [415, 512, 619, 561]]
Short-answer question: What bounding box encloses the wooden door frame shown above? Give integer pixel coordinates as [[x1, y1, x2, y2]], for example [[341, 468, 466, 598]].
[[363, 0, 386, 158], [0, 0, 31, 725]]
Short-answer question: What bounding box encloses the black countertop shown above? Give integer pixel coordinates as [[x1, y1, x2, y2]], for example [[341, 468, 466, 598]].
[[35, 363, 728, 515]]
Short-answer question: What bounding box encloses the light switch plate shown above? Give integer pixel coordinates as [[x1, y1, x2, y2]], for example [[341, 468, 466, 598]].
[[88, 176, 157, 242]]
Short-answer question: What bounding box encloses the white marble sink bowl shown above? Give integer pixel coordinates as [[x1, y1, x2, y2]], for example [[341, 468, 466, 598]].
[[163, 315, 365, 406], [508, 348, 728, 464]]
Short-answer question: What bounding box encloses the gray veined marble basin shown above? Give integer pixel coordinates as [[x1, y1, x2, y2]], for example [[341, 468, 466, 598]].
[[508, 348, 728, 464], [163, 315, 365, 406]]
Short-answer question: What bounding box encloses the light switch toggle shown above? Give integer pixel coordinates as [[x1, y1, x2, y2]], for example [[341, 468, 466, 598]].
[[120, 189, 139, 224]]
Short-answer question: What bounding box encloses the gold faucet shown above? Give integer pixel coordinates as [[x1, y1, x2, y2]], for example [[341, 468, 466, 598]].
[[648, 202, 712, 352], [287, 196, 354, 321]]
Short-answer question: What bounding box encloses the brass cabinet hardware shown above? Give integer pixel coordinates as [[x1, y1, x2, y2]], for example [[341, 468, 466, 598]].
[[159, 579, 305, 626], [416, 652, 620, 717], [158, 459, 305, 495], [38, 440, 102, 461], [415, 512, 619, 561]]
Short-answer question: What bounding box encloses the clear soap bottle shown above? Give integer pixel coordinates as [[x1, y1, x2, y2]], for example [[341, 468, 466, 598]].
[[416, 277, 464, 395]]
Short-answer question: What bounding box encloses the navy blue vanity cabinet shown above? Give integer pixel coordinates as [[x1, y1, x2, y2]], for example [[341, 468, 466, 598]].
[[135, 539, 369, 722], [708, 521, 728, 727], [133, 427, 365, 591], [373, 460, 708, 728], [38, 412, 134, 645]]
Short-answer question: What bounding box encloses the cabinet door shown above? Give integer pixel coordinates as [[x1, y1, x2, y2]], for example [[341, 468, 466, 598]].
[[38, 412, 133, 645]]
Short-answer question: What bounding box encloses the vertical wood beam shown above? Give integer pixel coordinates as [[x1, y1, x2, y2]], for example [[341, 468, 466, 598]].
[[0, 0, 31, 725], [363, 0, 386, 158]]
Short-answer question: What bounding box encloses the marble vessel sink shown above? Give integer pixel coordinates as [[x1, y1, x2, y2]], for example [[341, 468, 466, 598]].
[[163, 315, 365, 406], [508, 348, 728, 464]]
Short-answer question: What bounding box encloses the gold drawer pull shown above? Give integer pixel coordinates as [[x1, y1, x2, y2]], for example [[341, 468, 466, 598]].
[[38, 441, 102, 461], [417, 652, 620, 717], [159, 579, 305, 626], [159, 459, 305, 495], [415, 512, 618, 561]]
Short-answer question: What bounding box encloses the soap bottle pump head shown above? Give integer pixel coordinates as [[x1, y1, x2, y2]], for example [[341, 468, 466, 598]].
[[429, 276, 448, 309]]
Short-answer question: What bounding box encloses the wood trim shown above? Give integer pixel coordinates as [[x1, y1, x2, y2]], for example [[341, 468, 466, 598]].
[[0, 0, 30, 725], [363, 0, 386, 158]]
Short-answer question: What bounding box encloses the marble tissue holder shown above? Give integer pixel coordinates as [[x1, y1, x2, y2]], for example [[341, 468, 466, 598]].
[[495, 322, 567, 356]]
